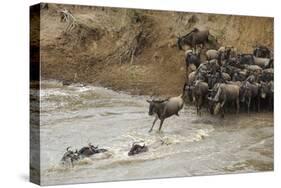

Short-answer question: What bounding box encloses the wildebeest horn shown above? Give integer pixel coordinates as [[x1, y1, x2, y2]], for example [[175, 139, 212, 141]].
[[66, 146, 72, 151]]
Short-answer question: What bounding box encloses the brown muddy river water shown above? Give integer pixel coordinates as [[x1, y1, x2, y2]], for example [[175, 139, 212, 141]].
[[34, 80, 273, 185]]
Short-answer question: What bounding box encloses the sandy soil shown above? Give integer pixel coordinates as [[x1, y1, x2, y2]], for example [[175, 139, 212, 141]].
[[32, 3, 273, 97]]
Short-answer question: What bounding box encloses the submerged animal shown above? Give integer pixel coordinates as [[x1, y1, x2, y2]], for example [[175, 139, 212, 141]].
[[128, 142, 148, 156], [78, 143, 108, 157], [146, 83, 186, 132], [61, 147, 80, 167]]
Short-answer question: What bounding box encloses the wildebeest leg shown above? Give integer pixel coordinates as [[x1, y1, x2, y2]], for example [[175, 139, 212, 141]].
[[257, 97, 260, 112], [196, 99, 199, 115], [70, 159, 74, 168], [220, 101, 225, 118], [269, 96, 273, 111], [158, 119, 165, 132], [149, 116, 158, 132], [220, 106, 225, 118], [198, 96, 203, 116], [247, 97, 251, 114], [186, 64, 189, 82], [236, 98, 240, 114]]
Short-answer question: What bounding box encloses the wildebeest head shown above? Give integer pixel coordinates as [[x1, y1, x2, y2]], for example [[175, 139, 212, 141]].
[[128, 143, 148, 156], [177, 30, 196, 50], [61, 146, 80, 164], [88, 143, 98, 151], [186, 84, 194, 102], [207, 73, 221, 89], [146, 98, 169, 115], [253, 46, 271, 58], [259, 82, 268, 99], [146, 100, 156, 115]]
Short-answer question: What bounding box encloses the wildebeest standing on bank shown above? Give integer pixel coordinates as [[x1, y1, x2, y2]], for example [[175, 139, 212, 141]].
[[146, 84, 186, 132], [191, 80, 209, 115], [185, 50, 201, 69], [177, 28, 212, 50], [259, 81, 274, 111], [253, 45, 271, 58], [240, 81, 260, 113], [208, 83, 240, 118]]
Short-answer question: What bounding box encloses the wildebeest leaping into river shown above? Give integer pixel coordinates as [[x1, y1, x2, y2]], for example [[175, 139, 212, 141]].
[[146, 83, 187, 132]]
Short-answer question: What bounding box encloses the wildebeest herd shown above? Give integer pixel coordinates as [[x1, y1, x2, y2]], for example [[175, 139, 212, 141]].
[[146, 28, 273, 132], [183, 33, 273, 117], [61, 28, 274, 167]]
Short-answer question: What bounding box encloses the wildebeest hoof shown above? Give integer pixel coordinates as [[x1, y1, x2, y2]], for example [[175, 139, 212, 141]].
[[148, 129, 153, 133]]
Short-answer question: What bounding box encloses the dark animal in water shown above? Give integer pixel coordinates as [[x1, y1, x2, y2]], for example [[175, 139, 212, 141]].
[[128, 143, 148, 156], [78, 143, 107, 157], [61, 147, 80, 167], [177, 28, 211, 50], [208, 83, 240, 118], [146, 84, 186, 132]]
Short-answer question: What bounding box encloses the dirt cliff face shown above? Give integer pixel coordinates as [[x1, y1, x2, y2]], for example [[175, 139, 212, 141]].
[[37, 3, 273, 97]]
